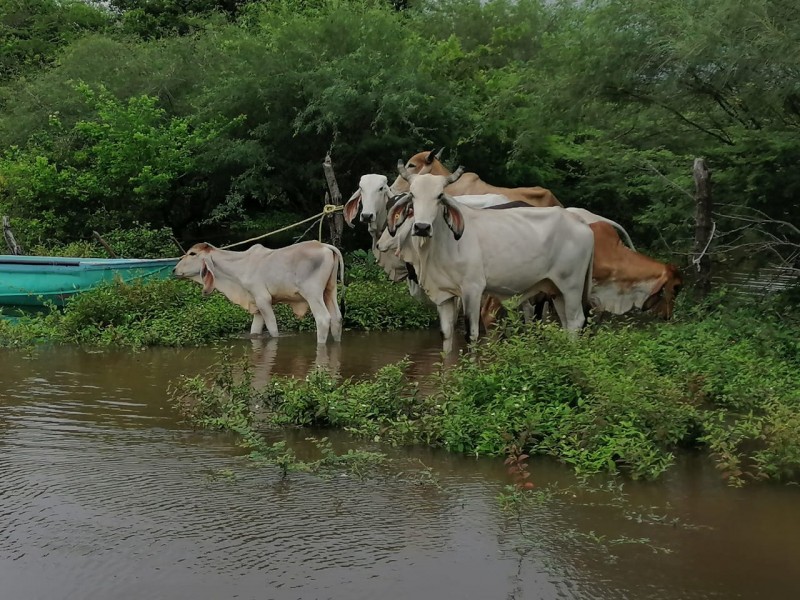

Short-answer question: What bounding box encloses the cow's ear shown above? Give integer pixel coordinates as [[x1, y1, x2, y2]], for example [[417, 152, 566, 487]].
[[387, 194, 412, 236], [200, 258, 216, 295], [441, 194, 465, 240], [343, 190, 361, 227]]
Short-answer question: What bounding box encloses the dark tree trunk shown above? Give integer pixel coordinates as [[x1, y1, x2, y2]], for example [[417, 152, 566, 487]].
[[692, 158, 713, 298], [322, 154, 344, 248]]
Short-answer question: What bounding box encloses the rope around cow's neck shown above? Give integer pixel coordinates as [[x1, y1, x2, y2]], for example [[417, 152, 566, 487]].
[[219, 204, 343, 250]]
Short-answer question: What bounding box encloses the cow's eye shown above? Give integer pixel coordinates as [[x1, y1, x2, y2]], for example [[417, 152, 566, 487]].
[[408, 163, 416, 169], [188, 251, 196, 256]]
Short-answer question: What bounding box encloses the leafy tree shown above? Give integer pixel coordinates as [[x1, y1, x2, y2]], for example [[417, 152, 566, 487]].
[[0, 0, 109, 81], [0, 83, 236, 242]]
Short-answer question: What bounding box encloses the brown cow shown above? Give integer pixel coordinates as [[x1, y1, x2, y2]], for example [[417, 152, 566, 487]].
[[481, 221, 683, 331], [390, 148, 563, 207], [589, 222, 683, 319]]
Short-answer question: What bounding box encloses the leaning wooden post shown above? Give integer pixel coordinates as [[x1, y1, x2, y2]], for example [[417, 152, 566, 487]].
[[322, 153, 344, 247], [692, 158, 714, 298], [2, 216, 24, 255], [92, 231, 119, 258]]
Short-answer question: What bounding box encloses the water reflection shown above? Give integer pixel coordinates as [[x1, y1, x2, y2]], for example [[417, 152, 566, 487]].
[[248, 337, 342, 386]]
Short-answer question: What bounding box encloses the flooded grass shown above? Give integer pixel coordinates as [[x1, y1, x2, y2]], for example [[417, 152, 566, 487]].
[[171, 302, 800, 486]]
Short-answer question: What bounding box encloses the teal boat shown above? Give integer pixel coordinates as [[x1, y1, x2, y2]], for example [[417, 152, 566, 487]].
[[0, 255, 179, 307]]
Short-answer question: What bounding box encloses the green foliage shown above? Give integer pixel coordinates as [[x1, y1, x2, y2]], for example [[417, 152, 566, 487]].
[[341, 280, 437, 331], [0, 83, 235, 243], [0, 0, 798, 275], [0, 278, 250, 348], [28, 223, 178, 258], [0, 0, 109, 81]]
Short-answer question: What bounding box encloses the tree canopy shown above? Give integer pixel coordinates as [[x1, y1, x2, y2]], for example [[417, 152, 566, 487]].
[[0, 0, 797, 270]]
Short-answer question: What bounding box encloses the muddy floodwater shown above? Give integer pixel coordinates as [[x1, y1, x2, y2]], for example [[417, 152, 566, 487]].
[[2, 331, 800, 600]]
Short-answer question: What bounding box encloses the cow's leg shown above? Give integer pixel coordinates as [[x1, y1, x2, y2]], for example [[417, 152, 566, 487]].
[[324, 290, 342, 343], [250, 313, 265, 336], [521, 300, 537, 323], [562, 292, 587, 332], [254, 295, 280, 338], [437, 297, 458, 353], [322, 267, 343, 343], [551, 294, 568, 328], [551, 290, 585, 333], [461, 287, 483, 345], [306, 296, 332, 345]]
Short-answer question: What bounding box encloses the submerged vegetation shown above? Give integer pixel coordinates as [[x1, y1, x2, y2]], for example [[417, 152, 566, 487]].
[[172, 299, 800, 486]]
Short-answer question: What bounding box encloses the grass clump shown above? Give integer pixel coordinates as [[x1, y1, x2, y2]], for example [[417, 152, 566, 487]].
[[1, 278, 251, 348], [169, 355, 387, 479], [0, 249, 436, 348]]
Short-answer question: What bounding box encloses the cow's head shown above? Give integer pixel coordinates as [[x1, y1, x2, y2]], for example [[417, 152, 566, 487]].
[[344, 174, 394, 234], [173, 242, 217, 295], [388, 164, 466, 240], [389, 148, 445, 193], [641, 264, 683, 319]]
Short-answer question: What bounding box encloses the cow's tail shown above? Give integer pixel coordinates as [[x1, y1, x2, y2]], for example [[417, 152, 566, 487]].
[[582, 247, 594, 324], [326, 244, 346, 318], [598, 216, 636, 251]]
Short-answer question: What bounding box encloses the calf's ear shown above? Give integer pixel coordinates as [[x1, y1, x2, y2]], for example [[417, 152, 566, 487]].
[[441, 194, 465, 240], [200, 259, 216, 295], [343, 190, 361, 227], [387, 194, 413, 236]]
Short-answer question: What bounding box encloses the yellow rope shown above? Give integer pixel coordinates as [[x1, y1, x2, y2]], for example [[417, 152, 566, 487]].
[[219, 204, 343, 250]]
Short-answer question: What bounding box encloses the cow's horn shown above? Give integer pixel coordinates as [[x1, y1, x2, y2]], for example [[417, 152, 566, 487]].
[[397, 159, 412, 182], [434, 147, 445, 160], [426, 148, 443, 164], [445, 165, 465, 185]]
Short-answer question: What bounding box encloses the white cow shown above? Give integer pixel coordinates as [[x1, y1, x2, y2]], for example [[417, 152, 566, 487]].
[[344, 173, 512, 302], [379, 165, 594, 352], [173, 241, 344, 344]]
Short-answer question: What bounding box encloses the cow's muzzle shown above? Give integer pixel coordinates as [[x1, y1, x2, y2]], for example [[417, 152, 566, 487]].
[[360, 212, 374, 223], [413, 222, 431, 237]]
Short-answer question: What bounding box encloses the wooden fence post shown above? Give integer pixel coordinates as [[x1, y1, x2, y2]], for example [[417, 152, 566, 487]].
[[322, 153, 344, 247], [692, 158, 714, 298], [3, 216, 24, 255]]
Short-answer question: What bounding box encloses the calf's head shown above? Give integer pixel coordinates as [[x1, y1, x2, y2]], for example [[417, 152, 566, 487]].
[[641, 264, 683, 319], [173, 242, 218, 295], [388, 162, 466, 240], [343, 174, 393, 234]]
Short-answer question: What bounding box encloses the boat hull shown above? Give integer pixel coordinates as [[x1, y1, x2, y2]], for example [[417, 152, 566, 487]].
[[0, 255, 179, 307]]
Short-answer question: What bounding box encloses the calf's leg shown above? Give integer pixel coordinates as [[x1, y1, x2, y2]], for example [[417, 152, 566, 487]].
[[254, 295, 280, 339], [306, 296, 332, 344], [249, 313, 265, 336], [323, 276, 343, 343]]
